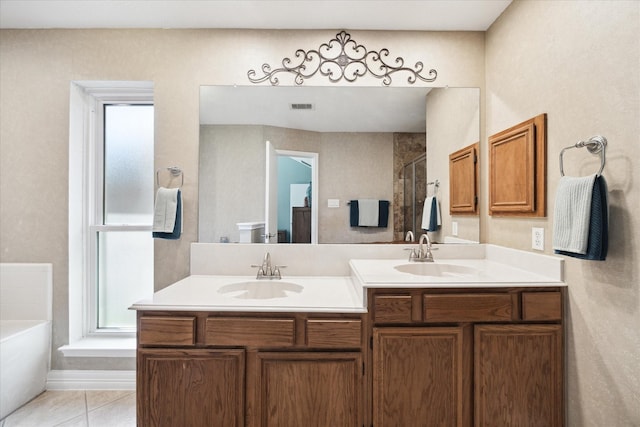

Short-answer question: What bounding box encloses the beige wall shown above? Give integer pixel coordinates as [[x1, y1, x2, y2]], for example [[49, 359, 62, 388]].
[[0, 29, 484, 370], [485, 1, 639, 425], [199, 125, 268, 243], [426, 87, 481, 243], [199, 125, 395, 244]]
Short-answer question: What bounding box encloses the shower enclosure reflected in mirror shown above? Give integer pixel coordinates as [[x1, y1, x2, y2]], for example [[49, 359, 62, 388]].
[[198, 86, 479, 244]]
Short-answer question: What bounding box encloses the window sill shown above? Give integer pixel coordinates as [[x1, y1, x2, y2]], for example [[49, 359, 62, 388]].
[[59, 336, 136, 358]]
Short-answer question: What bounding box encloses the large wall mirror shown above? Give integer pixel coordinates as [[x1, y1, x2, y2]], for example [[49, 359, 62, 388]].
[[199, 86, 480, 244]]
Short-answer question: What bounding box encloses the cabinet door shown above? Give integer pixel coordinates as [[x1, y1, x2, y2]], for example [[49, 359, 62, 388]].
[[256, 352, 363, 427], [138, 349, 244, 427], [373, 327, 469, 427], [475, 324, 563, 427]]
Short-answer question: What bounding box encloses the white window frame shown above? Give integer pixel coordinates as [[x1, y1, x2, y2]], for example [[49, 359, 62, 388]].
[[67, 81, 154, 352]]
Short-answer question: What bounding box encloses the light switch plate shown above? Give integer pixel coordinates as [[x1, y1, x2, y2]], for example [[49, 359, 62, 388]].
[[532, 227, 544, 250], [328, 199, 340, 208]]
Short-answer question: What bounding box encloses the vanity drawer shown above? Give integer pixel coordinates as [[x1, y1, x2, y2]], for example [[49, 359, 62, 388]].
[[306, 319, 362, 348], [522, 291, 562, 321], [139, 316, 196, 346], [423, 294, 515, 322], [205, 317, 295, 347], [373, 295, 413, 323]]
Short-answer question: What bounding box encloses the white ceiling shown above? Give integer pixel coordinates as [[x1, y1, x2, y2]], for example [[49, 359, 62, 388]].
[[0, 0, 511, 31]]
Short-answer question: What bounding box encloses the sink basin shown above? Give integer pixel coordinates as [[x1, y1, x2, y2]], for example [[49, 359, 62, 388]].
[[218, 281, 303, 299], [394, 263, 478, 277]]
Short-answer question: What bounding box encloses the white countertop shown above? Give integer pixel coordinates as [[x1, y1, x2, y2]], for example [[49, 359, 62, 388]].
[[131, 275, 365, 313], [349, 258, 564, 287], [133, 244, 565, 313]]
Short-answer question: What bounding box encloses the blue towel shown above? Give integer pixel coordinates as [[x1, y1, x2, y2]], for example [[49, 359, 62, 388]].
[[349, 200, 389, 227], [555, 176, 608, 260], [153, 189, 182, 240], [428, 198, 438, 231]]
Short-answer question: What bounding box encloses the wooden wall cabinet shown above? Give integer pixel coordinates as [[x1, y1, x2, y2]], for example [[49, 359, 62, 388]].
[[449, 143, 479, 215], [489, 114, 546, 216]]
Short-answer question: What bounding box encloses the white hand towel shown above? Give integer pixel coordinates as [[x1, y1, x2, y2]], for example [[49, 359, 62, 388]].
[[152, 187, 179, 233], [358, 199, 379, 227], [552, 174, 597, 254], [421, 196, 442, 231]]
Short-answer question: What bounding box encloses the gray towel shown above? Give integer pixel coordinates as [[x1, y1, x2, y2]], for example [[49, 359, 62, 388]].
[[555, 176, 608, 260], [357, 199, 379, 227], [552, 174, 597, 254]]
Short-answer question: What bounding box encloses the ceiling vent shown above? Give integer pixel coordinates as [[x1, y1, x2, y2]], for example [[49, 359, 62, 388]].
[[290, 103, 314, 110]]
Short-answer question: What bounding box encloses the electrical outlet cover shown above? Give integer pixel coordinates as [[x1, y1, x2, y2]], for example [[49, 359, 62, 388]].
[[532, 227, 544, 250]]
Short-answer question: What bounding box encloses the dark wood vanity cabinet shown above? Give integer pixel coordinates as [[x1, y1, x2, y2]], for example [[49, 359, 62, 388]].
[[474, 324, 563, 426], [368, 287, 564, 427], [136, 287, 564, 427], [137, 348, 245, 427], [373, 326, 471, 426], [136, 312, 365, 427], [255, 351, 362, 427]]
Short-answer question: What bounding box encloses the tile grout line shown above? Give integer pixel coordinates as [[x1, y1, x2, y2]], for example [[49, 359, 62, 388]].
[[84, 391, 90, 426]]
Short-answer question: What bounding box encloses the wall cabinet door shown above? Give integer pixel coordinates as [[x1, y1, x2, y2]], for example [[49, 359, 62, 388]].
[[475, 324, 563, 427], [137, 348, 245, 427], [373, 327, 470, 427], [256, 352, 363, 427]]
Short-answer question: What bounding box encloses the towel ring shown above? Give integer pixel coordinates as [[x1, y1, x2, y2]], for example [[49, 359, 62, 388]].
[[156, 166, 183, 188], [559, 135, 607, 177], [427, 179, 440, 195]]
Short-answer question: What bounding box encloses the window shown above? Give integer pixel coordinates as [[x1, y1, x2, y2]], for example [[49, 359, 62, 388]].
[[95, 104, 154, 329], [69, 82, 154, 343]]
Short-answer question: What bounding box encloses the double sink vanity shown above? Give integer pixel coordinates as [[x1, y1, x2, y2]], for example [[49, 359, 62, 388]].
[[132, 243, 565, 427]]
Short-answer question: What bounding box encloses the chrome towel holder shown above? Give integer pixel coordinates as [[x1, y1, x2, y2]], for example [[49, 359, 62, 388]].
[[426, 179, 440, 195], [559, 135, 607, 176], [156, 166, 183, 188]]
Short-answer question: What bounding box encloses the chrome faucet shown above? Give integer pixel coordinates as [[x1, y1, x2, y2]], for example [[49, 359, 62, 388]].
[[415, 233, 435, 262], [404, 231, 415, 242], [261, 251, 272, 276], [252, 251, 285, 279]]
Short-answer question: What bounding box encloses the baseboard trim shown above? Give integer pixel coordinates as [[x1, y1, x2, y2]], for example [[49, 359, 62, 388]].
[[46, 370, 136, 390]]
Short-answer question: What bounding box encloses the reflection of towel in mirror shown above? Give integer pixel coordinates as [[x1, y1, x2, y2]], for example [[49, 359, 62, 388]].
[[358, 199, 379, 227], [349, 200, 390, 227], [554, 175, 608, 260], [421, 196, 441, 231], [152, 187, 182, 240]]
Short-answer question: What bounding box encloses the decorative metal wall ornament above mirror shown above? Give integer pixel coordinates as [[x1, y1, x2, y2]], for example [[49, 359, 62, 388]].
[[247, 31, 438, 86]]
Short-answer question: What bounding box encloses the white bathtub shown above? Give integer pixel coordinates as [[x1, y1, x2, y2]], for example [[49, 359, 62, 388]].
[[0, 263, 52, 420]]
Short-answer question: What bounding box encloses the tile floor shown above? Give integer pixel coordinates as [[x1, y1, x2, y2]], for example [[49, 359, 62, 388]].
[[0, 390, 136, 427]]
